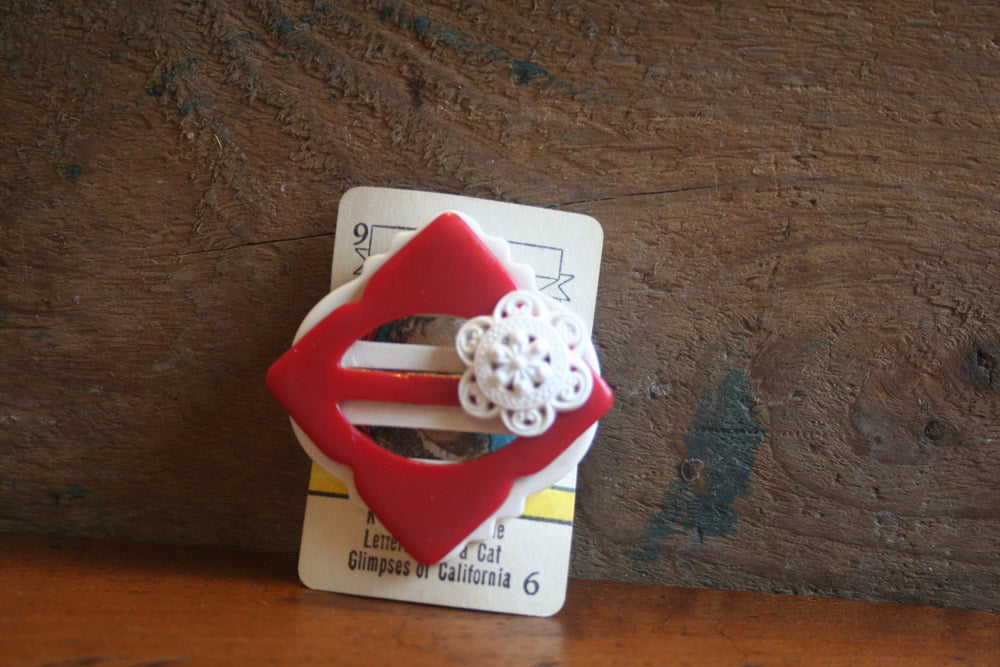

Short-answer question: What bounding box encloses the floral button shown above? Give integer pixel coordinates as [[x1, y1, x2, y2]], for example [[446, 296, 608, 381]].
[[456, 290, 593, 436]]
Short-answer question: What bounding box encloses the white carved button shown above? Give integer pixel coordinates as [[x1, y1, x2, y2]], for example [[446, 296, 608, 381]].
[[456, 290, 594, 437]]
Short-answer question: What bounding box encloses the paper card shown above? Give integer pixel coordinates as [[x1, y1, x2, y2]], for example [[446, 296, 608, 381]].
[[297, 187, 605, 616]]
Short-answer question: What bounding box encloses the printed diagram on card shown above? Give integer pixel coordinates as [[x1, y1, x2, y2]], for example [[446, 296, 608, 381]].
[[350, 221, 577, 303]]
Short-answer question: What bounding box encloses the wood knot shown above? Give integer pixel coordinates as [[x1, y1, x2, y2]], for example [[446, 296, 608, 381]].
[[679, 457, 705, 483], [923, 419, 946, 441]]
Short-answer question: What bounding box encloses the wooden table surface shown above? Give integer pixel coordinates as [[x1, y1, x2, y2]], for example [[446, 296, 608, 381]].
[[2, 534, 997, 667], [2, 1, 999, 611]]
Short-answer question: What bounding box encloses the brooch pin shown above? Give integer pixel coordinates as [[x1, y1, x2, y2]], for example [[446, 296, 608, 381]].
[[267, 210, 613, 565]]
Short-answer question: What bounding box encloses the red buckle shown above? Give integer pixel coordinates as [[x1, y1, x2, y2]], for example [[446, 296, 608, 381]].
[[267, 212, 613, 564]]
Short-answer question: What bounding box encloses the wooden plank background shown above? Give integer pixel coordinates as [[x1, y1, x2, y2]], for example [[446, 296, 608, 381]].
[[1, 1, 998, 610]]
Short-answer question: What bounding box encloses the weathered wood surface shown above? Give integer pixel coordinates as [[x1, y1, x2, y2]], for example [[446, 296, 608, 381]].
[[1, 1, 998, 610], [4, 535, 999, 667]]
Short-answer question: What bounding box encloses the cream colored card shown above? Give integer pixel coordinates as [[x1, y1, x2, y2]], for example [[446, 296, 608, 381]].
[[297, 187, 605, 616]]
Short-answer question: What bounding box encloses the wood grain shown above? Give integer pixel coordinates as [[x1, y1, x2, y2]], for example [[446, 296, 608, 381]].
[[1, 1, 998, 609], [2, 534, 998, 667]]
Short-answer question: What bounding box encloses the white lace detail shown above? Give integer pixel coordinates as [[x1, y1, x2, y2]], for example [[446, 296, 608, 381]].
[[456, 290, 593, 436]]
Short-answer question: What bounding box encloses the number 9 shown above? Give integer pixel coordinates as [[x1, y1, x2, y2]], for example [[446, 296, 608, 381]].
[[353, 222, 369, 246]]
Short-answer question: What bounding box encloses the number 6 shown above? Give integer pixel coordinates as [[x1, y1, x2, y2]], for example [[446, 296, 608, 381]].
[[523, 571, 540, 596]]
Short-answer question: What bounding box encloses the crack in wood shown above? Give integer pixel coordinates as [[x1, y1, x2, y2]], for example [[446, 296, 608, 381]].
[[149, 232, 334, 259]]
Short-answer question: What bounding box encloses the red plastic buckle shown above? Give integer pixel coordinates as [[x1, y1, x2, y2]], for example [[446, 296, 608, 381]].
[[267, 212, 613, 564]]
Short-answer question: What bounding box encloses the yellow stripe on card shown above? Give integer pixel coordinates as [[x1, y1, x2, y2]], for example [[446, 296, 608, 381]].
[[307, 464, 575, 524], [521, 487, 576, 524], [308, 464, 350, 497]]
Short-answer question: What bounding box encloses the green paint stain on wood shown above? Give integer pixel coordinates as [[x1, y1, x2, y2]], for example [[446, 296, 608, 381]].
[[629, 370, 766, 561], [161, 57, 196, 85], [222, 32, 263, 49], [274, 19, 296, 35], [408, 15, 431, 37], [372, 3, 596, 97], [510, 60, 548, 85], [177, 95, 204, 115]]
